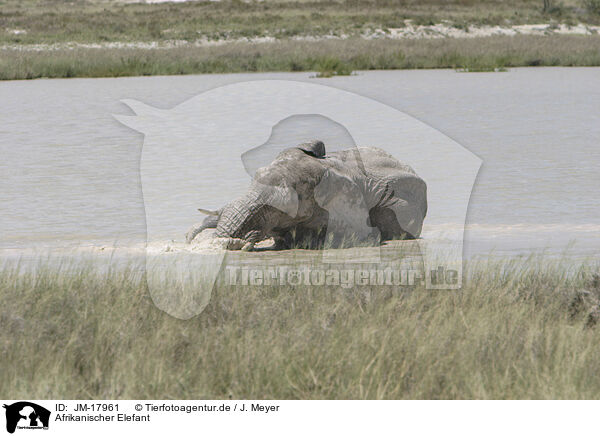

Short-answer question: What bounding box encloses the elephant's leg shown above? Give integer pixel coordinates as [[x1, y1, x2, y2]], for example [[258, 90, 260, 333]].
[[250, 234, 290, 251], [241, 230, 263, 251], [272, 235, 290, 250], [283, 225, 326, 249], [368, 207, 414, 241], [185, 215, 219, 243]]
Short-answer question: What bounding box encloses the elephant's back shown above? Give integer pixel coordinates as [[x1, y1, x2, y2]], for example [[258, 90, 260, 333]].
[[328, 146, 420, 179]]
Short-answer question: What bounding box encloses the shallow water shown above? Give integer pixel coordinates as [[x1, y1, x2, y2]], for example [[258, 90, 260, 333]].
[[1, 68, 598, 259]]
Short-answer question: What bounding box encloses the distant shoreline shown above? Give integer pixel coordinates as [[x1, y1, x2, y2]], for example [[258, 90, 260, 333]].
[[2, 0, 600, 79]]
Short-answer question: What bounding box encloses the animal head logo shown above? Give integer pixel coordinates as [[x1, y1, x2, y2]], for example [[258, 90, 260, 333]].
[[3, 402, 50, 434], [115, 80, 481, 319]]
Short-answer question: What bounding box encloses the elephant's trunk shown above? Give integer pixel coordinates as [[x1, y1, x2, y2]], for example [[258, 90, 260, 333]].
[[185, 212, 220, 243], [215, 190, 271, 241], [214, 179, 298, 247]]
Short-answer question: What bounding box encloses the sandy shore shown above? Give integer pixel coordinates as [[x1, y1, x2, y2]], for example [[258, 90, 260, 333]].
[[3, 22, 599, 52]]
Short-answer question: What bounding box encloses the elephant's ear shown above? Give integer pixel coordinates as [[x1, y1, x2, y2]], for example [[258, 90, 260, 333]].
[[314, 169, 378, 243], [258, 179, 299, 218]]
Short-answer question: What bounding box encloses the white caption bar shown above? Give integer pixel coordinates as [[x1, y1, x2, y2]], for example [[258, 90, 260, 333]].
[[0, 400, 597, 436]]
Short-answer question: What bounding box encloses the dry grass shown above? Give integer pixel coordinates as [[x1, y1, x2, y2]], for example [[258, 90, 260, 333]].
[[2, 34, 600, 80], [1, 255, 599, 399]]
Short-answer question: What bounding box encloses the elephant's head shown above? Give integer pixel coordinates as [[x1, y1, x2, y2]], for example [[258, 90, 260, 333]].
[[210, 140, 328, 248]]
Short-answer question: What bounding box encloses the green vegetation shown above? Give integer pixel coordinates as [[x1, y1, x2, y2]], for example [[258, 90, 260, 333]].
[[583, 0, 600, 14], [0, 0, 598, 46], [313, 57, 355, 77], [1, 257, 599, 399], [2, 34, 599, 80]]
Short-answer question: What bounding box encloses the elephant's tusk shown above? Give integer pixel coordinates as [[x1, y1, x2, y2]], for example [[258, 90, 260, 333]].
[[197, 208, 219, 216]]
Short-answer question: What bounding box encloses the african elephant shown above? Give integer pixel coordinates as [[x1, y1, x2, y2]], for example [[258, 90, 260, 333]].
[[186, 140, 427, 250]]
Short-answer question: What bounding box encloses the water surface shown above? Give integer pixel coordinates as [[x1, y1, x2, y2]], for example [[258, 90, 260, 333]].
[[1, 68, 598, 258]]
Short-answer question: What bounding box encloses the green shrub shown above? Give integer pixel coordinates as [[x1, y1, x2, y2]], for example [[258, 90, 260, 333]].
[[583, 0, 600, 14]]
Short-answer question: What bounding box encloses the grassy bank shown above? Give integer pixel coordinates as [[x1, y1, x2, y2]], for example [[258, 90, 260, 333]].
[[1, 257, 599, 399], [3, 34, 600, 80], [1, 0, 598, 46]]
